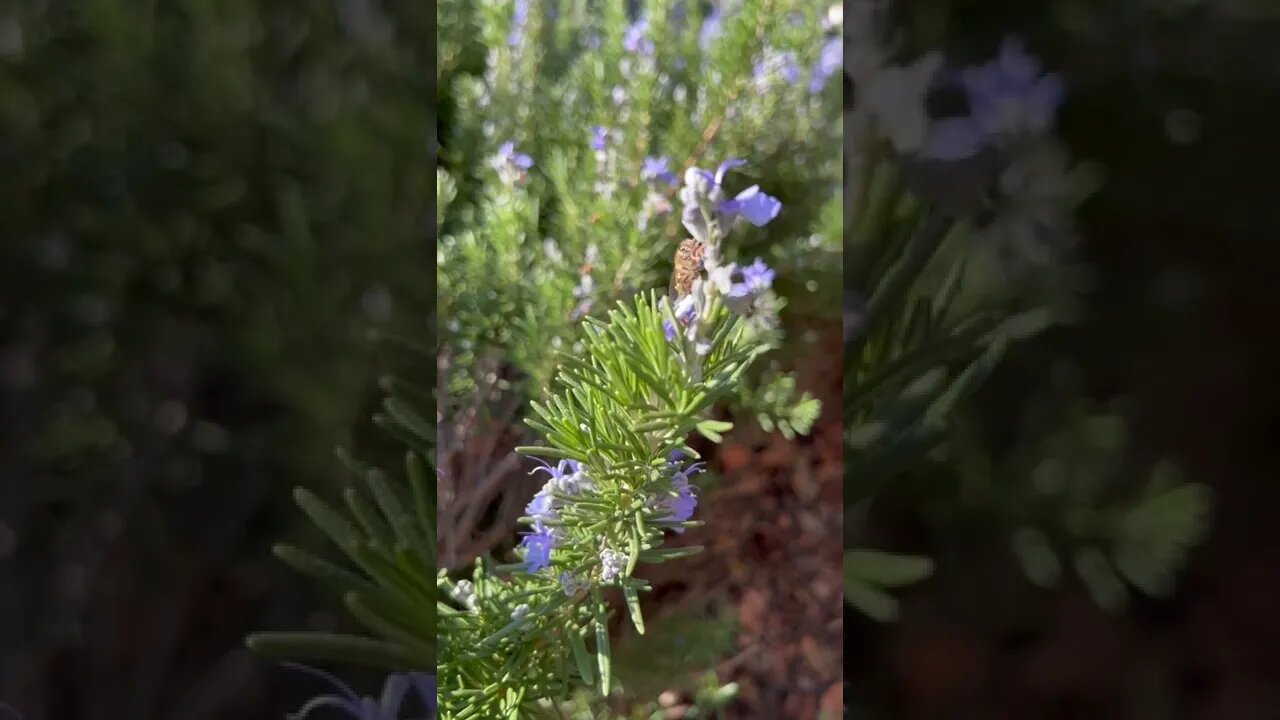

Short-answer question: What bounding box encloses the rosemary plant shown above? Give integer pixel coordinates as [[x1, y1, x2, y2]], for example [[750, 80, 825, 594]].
[[436, 158, 785, 716]]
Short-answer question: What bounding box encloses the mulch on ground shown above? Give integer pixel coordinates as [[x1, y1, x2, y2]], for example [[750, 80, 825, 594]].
[[638, 326, 844, 720]]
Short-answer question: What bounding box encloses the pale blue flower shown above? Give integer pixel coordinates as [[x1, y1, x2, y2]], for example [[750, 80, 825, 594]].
[[699, 7, 723, 50], [721, 186, 782, 226], [661, 462, 704, 531], [525, 488, 556, 532], [740, 258, 775, 291], [521, 528, 556, 572], [674, 294, 697, 323], [623, 18, 655, 55], [497, 141, 533, 169], [589, 125, 609, 151], [283, 663, 436, 720], [509, 0, 528, 47], [808, 37, 842, 93], [680, 159, 781, 242], [961, 36, 1064, 139], [410, 675, 437, 718], [642, 156, 678, 185]]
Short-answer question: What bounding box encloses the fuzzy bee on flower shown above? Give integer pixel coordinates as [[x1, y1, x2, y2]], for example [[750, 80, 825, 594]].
[[669, 237, 706, 299]]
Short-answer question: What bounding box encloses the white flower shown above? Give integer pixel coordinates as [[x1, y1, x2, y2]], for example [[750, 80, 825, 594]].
[[451, 580, 477, 610], [600, 548, 628, 583], [706, 263, 737, 296], [862, 53, 944, 154]]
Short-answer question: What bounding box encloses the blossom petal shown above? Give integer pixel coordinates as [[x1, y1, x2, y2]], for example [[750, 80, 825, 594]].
[[379, 674, 412, 716], [408, 674, 437, 717], [287, 695, 364, 720], [729, 186, 782, 226], [919, 117, 988, 161], [283, 663, 362, 705], [714, 159, 746, 185]]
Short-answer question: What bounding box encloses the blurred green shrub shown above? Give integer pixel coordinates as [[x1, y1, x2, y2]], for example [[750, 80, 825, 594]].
[[0, 0, 428, 713]]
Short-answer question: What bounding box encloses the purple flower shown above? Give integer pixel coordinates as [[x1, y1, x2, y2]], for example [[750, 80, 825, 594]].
[[661, 462, 704, 531], [663, 319, 678, 341], [509, 0, 529, 47], [727, 259, 774, 304], [531, 457, 589, 492], [960, 37, 1065, 139], [699, 7, 723, 51], [623, 18, 655, 55], [589, 126, 609, 151], [808, 37, 842, 93], [685, 158, 742, 195], [521, 528, 556, 572], [282, 663, 435, 720], [641, 156, 678, 185], [680, 159, 781, 241], [409, 674, 437, 718], [530, 457, 579, 483], [525, 489, 556, 532], [740, 258, 775, 291], [528, 459, 578, 529], [526, 458, 592, 531], [720, 185, 783, 227], [497, 141, 533, 169], [725, 281, 753, 303], [674, 294, 697, 323], [611, 85, 627, 105]]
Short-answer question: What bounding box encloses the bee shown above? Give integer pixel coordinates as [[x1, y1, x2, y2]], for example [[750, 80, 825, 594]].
[[669, 238, 706, 299]]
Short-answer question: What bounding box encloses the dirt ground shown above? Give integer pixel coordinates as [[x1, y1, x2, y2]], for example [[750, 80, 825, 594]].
[[639, 323, 845, 720]]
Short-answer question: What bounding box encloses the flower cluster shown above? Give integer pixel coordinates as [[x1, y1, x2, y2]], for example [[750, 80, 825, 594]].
[[519, 458, 596, 572], [668, 159, 784, 355], [853, 22, 1079, 267], [918, 38, 1066, 162], [622, 18, 655, 56], [450, 579, 478, 611], [678, 159, 782, 247], [518, 453, 708, 580], [658, 452, 704, 532]]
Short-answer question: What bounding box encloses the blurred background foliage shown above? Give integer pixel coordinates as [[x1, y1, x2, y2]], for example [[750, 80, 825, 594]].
[[0, 1, 429, 717], [850, 0, 1280, 717]]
